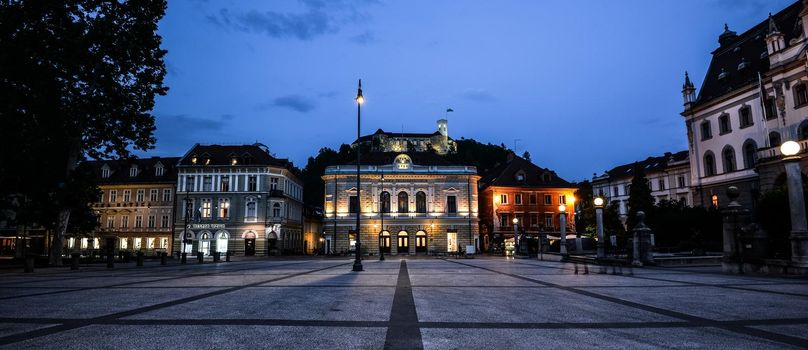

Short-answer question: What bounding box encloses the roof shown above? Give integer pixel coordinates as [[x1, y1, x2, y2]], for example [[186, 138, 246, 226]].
[[479, 155, 574, 189], [355, 128, 444, 143], [178, 144, 291, 167], [694, 1, 803, 107], [86, 157, 180, 185], [345, 151, 458, 166], [600, 151, 689, 180]]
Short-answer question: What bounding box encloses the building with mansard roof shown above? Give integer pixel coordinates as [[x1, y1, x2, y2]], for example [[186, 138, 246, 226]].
[[682, 0, 808, 210], [173, 143, 304, 257]]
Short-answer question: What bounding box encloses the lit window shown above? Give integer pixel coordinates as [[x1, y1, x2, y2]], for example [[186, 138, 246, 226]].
[[559, 195, 566, 205], [711, 195, 719, 208], [500, 194, 508, 204], [219, 198, 230, 219], [201, 199, 212, 218]]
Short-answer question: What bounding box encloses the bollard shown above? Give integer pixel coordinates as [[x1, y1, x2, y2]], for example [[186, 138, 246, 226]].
[[136, 251, 144, 267], [181, 252, 187, 264], [71, 253, 81, 270], [106, 252, 114, 269], [226, 251, 231, 262], [197, 252, 204, 264], [24, 254, 35, 273], [161, 252, 167, 266], [124, 251, 131, 263], [213, 252, 220, 262]]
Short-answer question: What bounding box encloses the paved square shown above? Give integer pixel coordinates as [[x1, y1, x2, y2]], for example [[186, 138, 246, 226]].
[[0, 258, 807, 349]]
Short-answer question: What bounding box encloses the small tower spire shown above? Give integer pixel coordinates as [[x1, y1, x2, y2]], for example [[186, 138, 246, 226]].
[[718, 23, 738, 46], [768, 13, 780, 34], [682, 71, 697, 107]]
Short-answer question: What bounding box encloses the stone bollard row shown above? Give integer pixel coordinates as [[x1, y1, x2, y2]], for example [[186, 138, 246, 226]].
[[71, 253, 81, 270]]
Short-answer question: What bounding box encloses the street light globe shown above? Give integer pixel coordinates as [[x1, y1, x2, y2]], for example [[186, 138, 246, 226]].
[[558, 204, 566, 213], [781, 140, 800, 157], [356, 95, 364, 105], [594, 197, 604, 207], [512, 217, 518, 224]]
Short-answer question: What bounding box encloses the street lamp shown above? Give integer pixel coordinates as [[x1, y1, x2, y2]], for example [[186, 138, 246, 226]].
[[379, 172, 385, 261], [353, 79, 364, 272], [780, 140, 808, 265], [512, 217, 519, 257], [594, 197, 605, 259], [558, 204, 568, 256]]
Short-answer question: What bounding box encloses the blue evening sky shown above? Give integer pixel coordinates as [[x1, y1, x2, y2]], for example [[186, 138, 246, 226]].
[[145, 0, 793, 181]]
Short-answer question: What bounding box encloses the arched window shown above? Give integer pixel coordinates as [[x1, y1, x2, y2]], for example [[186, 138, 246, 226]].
[[199, 232, 211, 256], [704, 151, 716, 177], [380, 191, 391, 213], [272, 203, 281, 217], [398, 191, 409, 213], [799, 120, 808, 140], [415, 191, 426, 213], [245, 196, 257, 220], [743, 140, 758, 169], [722, 146, 736, 173], [794, 82, 808, 107], [738, 106, 753, 128], [769, 131, 782, 147], [397, 231, 409, 251], [216, 231, 229, 253], [718, 114, 731, 134]]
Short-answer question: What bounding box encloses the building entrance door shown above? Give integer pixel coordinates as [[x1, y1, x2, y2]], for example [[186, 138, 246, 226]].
[[380, 231, 391, 253], [415, 231, 427, 253], [397, 231, 408, 254], [245, 239, 255, 256]]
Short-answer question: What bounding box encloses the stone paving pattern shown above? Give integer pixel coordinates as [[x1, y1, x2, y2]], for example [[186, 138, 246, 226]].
[[0, 257, 807, 349]]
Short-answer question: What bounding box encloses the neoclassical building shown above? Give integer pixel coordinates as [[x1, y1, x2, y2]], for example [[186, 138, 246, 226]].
[[173, 144, 304, 256], [682, 0, 808, 210], [322, 152, 479, 255], [354, 119, 457, 155]]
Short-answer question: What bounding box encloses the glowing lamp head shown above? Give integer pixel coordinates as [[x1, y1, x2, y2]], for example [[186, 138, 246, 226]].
[[594, 197, 604, 207], [781, 140, 800, 157], [558, 204, 566, 213], [512, 217, 518, 224], [356, 79, 364, 105]]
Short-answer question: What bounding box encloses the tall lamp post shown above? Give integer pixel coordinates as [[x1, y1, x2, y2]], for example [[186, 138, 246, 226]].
[[512, 217, 519, 257], [182, 191, 192, 264], [594, 197, 605, 259], [379, 172, 385, 261], [780, 141, 808, 265], [558, 204, 568, 256], [353, 80, 364, 272]]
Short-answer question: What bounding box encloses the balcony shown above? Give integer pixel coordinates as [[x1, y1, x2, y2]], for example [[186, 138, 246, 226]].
[[757, 139, 808, 161]]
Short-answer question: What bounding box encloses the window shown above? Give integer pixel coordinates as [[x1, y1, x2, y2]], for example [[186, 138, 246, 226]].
[[516, 173, 525, 181], [765, 97, 777, 120], [183, 200, 194, 219], [109, 190, 117, 203], [186, 176, 195, 192], [147, 238, 155, 249], [658, 179, 665, 191], [160, 238, 169, 249], [246, 197, 258, 219], [559, 195, 566, 205], [99, 190, 104, 203], [121, 216, 129, 228], [161, 215, 169, 228], [101, 166, 110, 178], [380, 191, 391, 213], [544, 194, 552, 205], [270, 177, 279, 190], [719, 114, 731, 134], [123, 190, 131, 202], [499, 213, 510, 227], [530, 213, 539, 228], [613, 186, 619, 196], [133, 237, 141, 250], [678, 176, 686, 188], [201, 198, 212, 219], [203, 176, 212, 191], [220, 177, 230, 192], [415, 191, 427, 213], [701, 121, 712, 140], [711, 194, 719, 208], [163, 189, 172, 202], [149, 189, 158, 201], [769, 131, 782, 147], [219, 198, 230, 219], [447, 231, 457, 252], [739, 106, 753, 128], [155, 165, 164, 176], [148, 215, 155, 228], [135, 216, 142, 228], [722, 146, 736, 173], [349, 196, 358, 214], [119, 237, 127, 250], [515, 193, 522, 205], [794, 83, 808, 107], [544, 214, 554, 229], [248, 176, 257, 192], [398, 191, 409, 213], [529, 194, 537, 205], [129, 165, 138, 177], [136, 189, 144, 202], [500, 194, 508, 204], [447, 196, 457, 213], [680, 197, 688, 205], [800, 120, 808, 140], [743, 140, 758, 169], [217, 232, 229, 253], [704, 152, 716, 177], [107, 216, 115, 228], [272, 203, 281, 217]]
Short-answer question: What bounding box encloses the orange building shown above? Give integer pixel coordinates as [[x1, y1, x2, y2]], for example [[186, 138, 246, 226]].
[[478, 154, 577, 253]]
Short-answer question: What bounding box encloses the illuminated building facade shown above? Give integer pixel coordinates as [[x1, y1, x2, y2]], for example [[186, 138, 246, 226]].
[[173, 144, 304, 256], [322, 152, 479, 255], [354, 119, 457, 155], [479, 154, 577, 251]]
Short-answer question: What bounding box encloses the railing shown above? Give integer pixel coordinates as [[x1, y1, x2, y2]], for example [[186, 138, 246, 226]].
[[756, 139, 808, 160]]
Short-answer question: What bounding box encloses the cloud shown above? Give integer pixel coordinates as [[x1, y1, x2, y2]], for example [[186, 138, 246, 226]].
[[157, 114, 228, 132], [461, 88, 495, 102], [258, 95, 316, 113], [207, 1, 379, 41], [349, 31, 375, 44]]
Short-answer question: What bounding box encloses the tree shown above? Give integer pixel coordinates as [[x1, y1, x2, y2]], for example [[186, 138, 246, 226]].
[[0, 1, 168, 264], [444, 139, 510, 175], [522, 151, 532, 161], [574, 181, 595, 235], [626, 163, 654, 231]]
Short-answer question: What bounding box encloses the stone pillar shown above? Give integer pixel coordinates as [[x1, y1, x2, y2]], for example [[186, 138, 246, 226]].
[[721, 186, 748, 274], [784, 158, 808, 266], [631, 211, 654, 267], [559, 213, 568, 256], [595, 207, 605, 259]]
